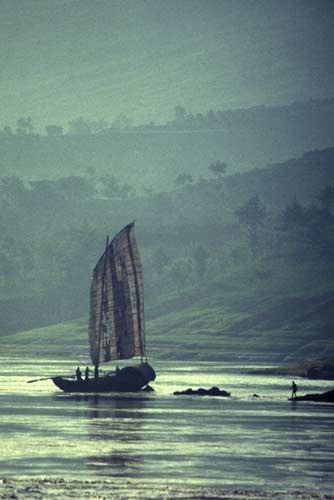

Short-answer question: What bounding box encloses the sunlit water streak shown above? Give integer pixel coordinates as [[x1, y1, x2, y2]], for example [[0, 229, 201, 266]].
[[0, 357, 333, 493]]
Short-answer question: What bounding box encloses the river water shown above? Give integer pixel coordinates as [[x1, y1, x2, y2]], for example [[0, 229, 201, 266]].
[[0, 357, 333, 494]]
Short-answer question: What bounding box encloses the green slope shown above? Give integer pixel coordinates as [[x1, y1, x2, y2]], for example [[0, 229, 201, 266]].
[[4, 263, 334, 364]]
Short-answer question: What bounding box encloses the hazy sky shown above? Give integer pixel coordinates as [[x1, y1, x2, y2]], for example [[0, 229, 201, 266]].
[[1, 0, 333, 129]]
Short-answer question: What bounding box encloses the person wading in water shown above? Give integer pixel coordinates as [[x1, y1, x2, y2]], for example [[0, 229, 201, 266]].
[[291, 381, 298, 399]]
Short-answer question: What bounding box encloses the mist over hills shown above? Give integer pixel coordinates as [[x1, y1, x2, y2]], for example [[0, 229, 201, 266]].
[[1, 0, 333, 364], [1, 145, 333, 362], [1, 99, 333, 191], [1, 1, 333, 127]]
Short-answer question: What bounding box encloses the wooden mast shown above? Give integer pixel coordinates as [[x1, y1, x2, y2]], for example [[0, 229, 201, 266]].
[[97, 235, 109, 364]]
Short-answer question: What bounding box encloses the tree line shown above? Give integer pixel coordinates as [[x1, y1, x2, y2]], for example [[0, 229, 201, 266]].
[[1, 168, 332, 333], [2, 98, 332, 137]]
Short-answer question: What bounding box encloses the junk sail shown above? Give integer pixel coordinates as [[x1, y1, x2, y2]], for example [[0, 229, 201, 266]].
[[49, 220, 155, 393], [89, 222, 145, 365]]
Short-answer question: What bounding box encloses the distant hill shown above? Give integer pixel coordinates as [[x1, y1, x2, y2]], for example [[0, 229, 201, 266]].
[[222, 147, 334, 209], [46, 146, 334, 236], [103, 147, 334, 232], [1, 146, 333, 358], [0, 98, 333, 191]]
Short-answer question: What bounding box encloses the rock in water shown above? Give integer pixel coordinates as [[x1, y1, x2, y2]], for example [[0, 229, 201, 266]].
[[173, 386, 231, 397], [290, 389, 334, 402]]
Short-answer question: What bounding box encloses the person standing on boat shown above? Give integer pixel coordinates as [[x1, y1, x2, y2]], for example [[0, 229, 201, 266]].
[[85, 367, 90, 381], [94, 365, 99, 379], [76, 366, 82, 381], [291, 381, 298, 399]]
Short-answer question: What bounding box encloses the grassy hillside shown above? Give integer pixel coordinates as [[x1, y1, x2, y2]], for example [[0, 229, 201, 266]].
[[1, 146, 334, 343], [1, 145, 333, 364], [3, 259, 334, 364]]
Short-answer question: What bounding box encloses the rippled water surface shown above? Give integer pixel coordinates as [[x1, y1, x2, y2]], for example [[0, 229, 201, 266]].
[[0, 357, 333, 493]]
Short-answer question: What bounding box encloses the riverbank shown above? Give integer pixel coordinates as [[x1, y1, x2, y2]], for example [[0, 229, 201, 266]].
[[291, 388, 334, 402], [248, 358, 334, 380], [0, 478, 333, 500]]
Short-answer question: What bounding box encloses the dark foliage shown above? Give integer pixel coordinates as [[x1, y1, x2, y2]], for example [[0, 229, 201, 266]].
[[0, 147, 333, 335]]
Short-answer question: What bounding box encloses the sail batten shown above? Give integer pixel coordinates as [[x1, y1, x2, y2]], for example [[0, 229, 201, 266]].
[[88, 222, 145, 365]]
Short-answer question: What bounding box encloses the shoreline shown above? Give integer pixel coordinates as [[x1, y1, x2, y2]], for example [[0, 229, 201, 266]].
[[246, 359, 334, 381], [0, 478, 333, 500]]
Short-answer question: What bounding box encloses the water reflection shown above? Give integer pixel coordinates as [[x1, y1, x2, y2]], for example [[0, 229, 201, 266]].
[[290, 399, 298, 411], [53, 393, 152, 476], [53, 392, 152, 419], [1, 358, 334, 491], [87, 452, 141, 474]]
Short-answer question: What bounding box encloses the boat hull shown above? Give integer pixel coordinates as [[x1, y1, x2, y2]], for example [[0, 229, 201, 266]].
[[52, 363, 156, 393]]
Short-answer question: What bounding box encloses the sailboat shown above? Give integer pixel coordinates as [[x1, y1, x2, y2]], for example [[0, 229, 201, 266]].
[[52, 222, 156, 392]]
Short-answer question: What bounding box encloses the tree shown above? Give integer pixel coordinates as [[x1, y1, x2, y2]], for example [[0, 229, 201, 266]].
[[0, 251, 18, 283], [16, 117, 34, 135], [29, 180, 60, 207], [98, 175, 133, 199], [318, 184, 334, 212], [54, 176, 96, 200], [174, 105, 187, 124], [280, 198, 308, 257], [1, 126, 13, 137], [67, 117, 92, 135], [235, 196, 267, 257], [0, 176, 27, 205], [208, 161, 228, 178], [169, 259, 191, 290], [152, 247, 170, 272], [67, 117, 108, 135], [281, 198, 307, 230], [192, 244, 209, 279], [174, 173, 193, 187], [110, 114, 131, 129], [45, 125, 63, 136], [305, 205, 334, 255]]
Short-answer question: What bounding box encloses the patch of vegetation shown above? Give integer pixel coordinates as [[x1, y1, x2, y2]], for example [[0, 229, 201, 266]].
[[4, 258, 334, 364], [1, 148, 333, 364]]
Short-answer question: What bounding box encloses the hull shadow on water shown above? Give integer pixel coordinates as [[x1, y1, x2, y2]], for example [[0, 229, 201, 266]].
[[53, 393, 152, 477]]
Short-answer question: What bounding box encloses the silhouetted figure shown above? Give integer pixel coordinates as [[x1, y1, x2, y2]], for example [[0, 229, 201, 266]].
[[76, 366, 82, 381], [94, 364, 99, 379], [291, 381, 298, 399], [115, 365, 120, 374], [85, 367, 90, 381]]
